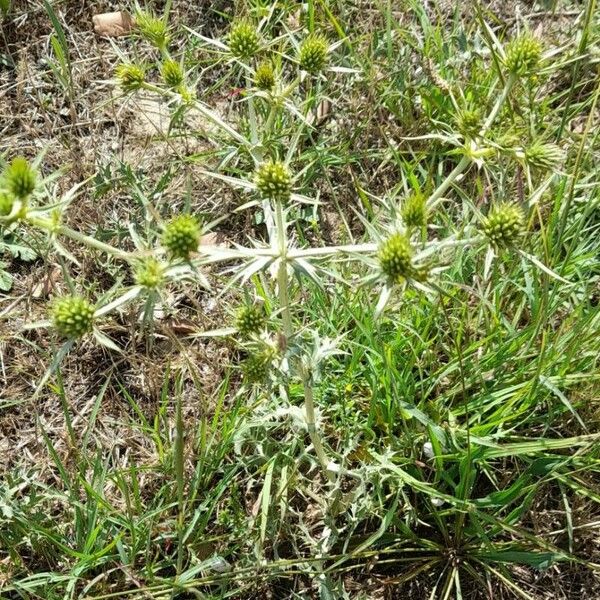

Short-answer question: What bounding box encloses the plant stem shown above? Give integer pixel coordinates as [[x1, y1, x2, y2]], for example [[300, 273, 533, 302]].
[[27, 215, 132, 261], [274, 200, 333, 481]]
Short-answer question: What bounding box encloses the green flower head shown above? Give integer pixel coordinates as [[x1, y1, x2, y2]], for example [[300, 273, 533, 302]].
[[242, 350, 272, 383], [524, 141, 564, 171], [3, 157, 36, 200], [135, 11, 169, 51], [482, 203, 525, 248], [51, 295, 95, 339], [505, 32, 543, 76], [401, 192, 427, 229], [160, 59, 184, 88], [254, 60, 275, 91], [134, 257, 165, 289], [228, 21, 259, 59], [379, 232, 415, 284], [162, 215, 201, 259], [115, 63, 146, 92], [298, 35, 328, 74], [236, 304, 266, 337], [254, 161, 292, 203]]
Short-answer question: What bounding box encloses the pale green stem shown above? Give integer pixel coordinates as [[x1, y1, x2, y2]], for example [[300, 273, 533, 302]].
[[27, 215, 132, 261], [274, 200, 333, 481]]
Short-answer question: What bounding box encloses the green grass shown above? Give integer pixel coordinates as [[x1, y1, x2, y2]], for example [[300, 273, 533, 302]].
[[1, 0, 599, 598]]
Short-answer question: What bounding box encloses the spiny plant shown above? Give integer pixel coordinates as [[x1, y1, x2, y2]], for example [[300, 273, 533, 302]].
[[2, 8, 598, 598]]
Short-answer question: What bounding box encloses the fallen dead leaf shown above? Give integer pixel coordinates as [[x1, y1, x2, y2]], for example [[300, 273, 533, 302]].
[[92, 11, 134, 38]]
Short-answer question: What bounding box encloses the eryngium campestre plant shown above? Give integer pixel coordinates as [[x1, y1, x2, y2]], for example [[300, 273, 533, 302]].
[[228, 21, 259, 59], [160, 59, 184, 88], [3, 157, 36, 199], [162, 215, 201, 259], [115, 63, 146, 92], [482, 203, 525, 248], [254, 161, 292, 203], [134, 257, 165, 289], [135, 11, 169, 51], [378, 232, 416, 284], [51, 296, 95, 339], [236, 305, 266, 337], [455, 108, 482, 137], [298, 35, 328, 74], [504, 32, 542, 76], [401, 193, 427, 229], [254, 61, 275, 91]]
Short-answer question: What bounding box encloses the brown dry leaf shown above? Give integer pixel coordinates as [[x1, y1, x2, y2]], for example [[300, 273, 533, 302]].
[[92, 12, 134, 38], [200, 232, 228, 247]]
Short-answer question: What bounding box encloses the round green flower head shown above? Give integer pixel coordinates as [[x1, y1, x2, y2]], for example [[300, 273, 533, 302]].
[[242, 351, 272, 383], [228, 21, 259, 59], [135, 11, 169, 51], [116, 63, 145, 92], [504, 32, 542, 76], [236, 305, 265, 337], [254, 61, 275, 91], [0, 192, 13, 217], [162, 215, 201, 259], [524, 141, 563, 170], [482, 203, 525, 248], [51, 295, 95, 339], [455, 108, 481, 137], [379, 232, 414, 283], [160, 59, 184, 88], [254, 161, 292, 202], [401, 193, 427, 229], [298, 35, 328, 74], [4, 157, 36, 199], [134, 257, 165, 289]]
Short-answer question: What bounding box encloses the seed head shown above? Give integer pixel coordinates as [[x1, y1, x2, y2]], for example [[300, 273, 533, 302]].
[[51, 295, 95, 339], [3, 157, 36, 200], [160, 59, 184, 88], [135, 11, 169, 51], [236, 305, 265, 337], [524, 141, 564, 170], [401, 193, 427, 229], [178, 85, 196, 105], [242, 350, 272, 383], [455, 108, 481, 137], [482, 203, 525, 248], [162, 215, 201, 259], [505, 33, 542, 76], [134, 257, 165, 289], [254, 61, 275, 91], [298, 35, 328, 74], [228, 21, 259, 59], [116, 63, 146, 92], [254, 161, 292, 203], [378, 233, 415, 284]]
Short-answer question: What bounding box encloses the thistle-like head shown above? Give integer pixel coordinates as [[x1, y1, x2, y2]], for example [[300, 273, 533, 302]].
[[298, 35, 328, 74], [162, 215, 201, 259], [482, 203, 525, 248], [235, 304, 266, 337], [160, 59, 184, 88], [254, 161, 292, 203], [3, 157, 36, 200], [51, 295, 96, 339], [115, 63, 146, 92], [228, 21, 260, 59], [505, 32, 543, 77], [254, 60, 275, 91], [378, 233, 416, 284]]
